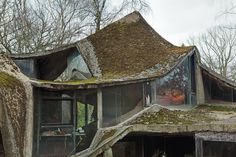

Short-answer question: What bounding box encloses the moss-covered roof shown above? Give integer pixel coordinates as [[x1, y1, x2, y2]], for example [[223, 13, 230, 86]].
[[74, 104, 236, 157], [12, 11, 195, 88], [86, 11, 194, 78], [130, 105, 236, 125], [30, 12, 194, 88]]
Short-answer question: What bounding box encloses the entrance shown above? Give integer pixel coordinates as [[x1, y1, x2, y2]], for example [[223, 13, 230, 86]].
[[0, 132, 5, 157]]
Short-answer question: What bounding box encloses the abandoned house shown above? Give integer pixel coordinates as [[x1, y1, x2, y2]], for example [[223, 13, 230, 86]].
[[1, 11, 236, 157]]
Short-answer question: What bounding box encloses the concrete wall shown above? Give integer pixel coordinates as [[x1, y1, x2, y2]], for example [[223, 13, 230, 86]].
[[196, 64, 205, 104]]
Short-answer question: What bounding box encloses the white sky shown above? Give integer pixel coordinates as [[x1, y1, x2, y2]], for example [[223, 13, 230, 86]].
[[141, 0, 236, 46]]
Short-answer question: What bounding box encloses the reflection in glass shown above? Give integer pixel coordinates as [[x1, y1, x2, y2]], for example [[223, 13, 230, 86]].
[[156, 59, 189, 105]]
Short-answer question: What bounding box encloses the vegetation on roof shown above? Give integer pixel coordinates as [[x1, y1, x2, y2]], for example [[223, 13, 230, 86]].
[[99, 129, 116, 146], [88, 12, 193, 78], [130, 105, 236, 125], [197, 104, 236, 112], [36, 77, 98, 85]]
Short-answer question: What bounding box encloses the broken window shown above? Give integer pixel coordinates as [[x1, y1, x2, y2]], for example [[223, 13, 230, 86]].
[[102, 83, 144, 127], [155, 55, 196, 105], [56, 50, 91, 81]]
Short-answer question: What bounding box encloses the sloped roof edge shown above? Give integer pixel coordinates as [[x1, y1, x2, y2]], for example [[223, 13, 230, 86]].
[[86, 11, 192, 77], [200, 64, 236, 89], [74, 104, 236, 157], [10, 42, 78, 59], [29, 47, 196, 90]]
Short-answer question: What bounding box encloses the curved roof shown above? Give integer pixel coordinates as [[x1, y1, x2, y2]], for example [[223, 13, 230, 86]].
[[11, 11, 195, 87], [83, 11, 194, 79]]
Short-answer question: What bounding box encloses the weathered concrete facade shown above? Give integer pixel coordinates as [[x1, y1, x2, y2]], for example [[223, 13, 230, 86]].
[[196, 64, 205, 104], [0, 54, 33, 157], [2, 11, 236, 157]]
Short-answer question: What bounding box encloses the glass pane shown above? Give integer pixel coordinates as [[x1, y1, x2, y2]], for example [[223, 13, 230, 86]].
[[56, 51, 91, 81], [203, 72, 235, 104], [87, 104, 95, 123], [156, 59, 189, 105], [41, 100, 72, 125], [39, 135, 74, 157], [77, 102, 86, 130], [13, 59, 36, 78], [39, 98, 74, 157], [102, 83, 143, 127], [75, 90, 97, 152]]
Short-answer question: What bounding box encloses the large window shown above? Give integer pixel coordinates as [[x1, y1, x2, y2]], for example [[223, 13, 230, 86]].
[[76, 90, 97, 151], [13, 59, 37, 78], [37, 92, 74, 157], [203, 71, 236, 104], [34, 89, 98, 157], [155, 55, 196, 105], [102, 83, 144, 127]]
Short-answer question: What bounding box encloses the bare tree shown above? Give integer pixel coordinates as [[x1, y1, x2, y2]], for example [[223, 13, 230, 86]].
[[221, 2, 236, 15], [188, 25, 236, 80], [83, 0, 150, 32], [0, 0, 87, 53], [0, 0, 150, 54]]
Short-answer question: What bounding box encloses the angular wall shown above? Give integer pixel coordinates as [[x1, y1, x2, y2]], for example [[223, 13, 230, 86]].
[[0, 54, 33, 157]]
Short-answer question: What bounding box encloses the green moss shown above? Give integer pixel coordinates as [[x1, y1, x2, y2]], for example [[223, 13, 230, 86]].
[[0, 72, 20, 88], [0, 71, 26, 157], [88, 12, 193, 79], [38, 77, 98, 85], [196, 104, 236, 112], [63, 77, 98, 84], [132, 105, 236, 126], [132, 107, 215, 125], [100, 129, 116, 143]]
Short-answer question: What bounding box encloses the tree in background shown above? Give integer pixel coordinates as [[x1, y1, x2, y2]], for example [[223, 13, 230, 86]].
[[0, 0, 150, 54], [84, 0, 150, 32], [188, 25, 236, 80]]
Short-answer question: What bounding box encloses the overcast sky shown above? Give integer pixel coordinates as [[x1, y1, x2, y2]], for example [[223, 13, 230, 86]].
[[142, 0, 236, 46]]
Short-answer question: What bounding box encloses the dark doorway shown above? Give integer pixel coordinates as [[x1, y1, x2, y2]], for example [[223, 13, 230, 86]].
[[114, 134, 195, 157], [0, 132, 5, 157], [143, 135, 195, 157], [203, 141, 236, 157]]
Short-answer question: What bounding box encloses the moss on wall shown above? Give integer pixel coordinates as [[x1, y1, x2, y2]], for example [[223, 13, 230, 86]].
[[0, 71, 26, 157], [0, 72, 21, 87]]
